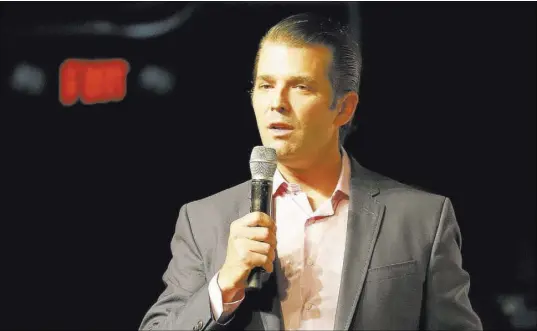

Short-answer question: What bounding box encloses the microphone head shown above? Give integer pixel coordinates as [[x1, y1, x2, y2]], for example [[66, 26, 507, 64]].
[[249, 146, 277, 181]]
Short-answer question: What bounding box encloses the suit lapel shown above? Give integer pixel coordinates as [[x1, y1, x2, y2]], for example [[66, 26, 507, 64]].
[[333, 158, 385, 330]]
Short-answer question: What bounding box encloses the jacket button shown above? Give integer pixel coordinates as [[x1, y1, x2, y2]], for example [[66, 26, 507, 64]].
[[193, 320, 203, 330]]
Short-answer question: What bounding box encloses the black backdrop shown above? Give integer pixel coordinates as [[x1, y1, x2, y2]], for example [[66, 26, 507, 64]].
[[2, 2, 535, 329]]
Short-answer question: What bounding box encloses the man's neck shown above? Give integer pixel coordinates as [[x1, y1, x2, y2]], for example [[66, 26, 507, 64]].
[[277, 144, 343, 199]]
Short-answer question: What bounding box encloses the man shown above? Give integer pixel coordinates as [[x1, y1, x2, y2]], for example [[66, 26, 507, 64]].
[[140, 13, 482, 330]]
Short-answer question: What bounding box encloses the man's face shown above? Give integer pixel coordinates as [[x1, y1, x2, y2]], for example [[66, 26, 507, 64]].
[[251, 42, 342, 166]]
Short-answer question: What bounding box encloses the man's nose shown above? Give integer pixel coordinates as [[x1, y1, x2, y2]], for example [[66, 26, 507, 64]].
[[270, 105, 286, 113], [270, 87, 288, 113]]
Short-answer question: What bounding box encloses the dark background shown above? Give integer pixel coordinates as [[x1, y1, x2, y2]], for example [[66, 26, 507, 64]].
[[1, 2, 535, 329]]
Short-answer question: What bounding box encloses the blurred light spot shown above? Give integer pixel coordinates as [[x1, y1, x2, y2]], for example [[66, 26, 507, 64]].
[[499, 295, 520, 315], [10, 62, 46, 95], [91, 21, 114, 34], [138, 65, 175, 95], [498, 294, 537, 329], [31, 3, 199, 40]]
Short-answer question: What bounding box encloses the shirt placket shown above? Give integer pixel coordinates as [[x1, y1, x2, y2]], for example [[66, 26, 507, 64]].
[[286, 185, 312, 330], [275, 189, 305, 330]]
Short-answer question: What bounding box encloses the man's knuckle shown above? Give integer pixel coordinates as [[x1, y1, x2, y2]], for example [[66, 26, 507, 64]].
[[235, 237, 244, 247]]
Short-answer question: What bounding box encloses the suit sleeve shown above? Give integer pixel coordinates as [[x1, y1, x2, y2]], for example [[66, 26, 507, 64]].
[[208, 271, 245, 322], [423, 197, 483, 330], [139, 203, 229, 331]]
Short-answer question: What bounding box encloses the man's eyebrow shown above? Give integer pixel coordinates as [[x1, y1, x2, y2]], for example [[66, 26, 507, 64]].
[[255, 75, 318, 84], [288, 75, 317, 85], [255, 75, 275, 82]]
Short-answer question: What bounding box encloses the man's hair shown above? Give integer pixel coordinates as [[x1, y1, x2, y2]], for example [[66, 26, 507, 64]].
[[252, 13, 363, 143]]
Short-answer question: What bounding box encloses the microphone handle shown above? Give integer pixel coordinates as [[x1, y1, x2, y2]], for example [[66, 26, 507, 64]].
[[247, 179, 273, 290]]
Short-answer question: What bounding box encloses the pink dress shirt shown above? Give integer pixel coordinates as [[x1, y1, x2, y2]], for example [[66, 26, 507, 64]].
[[209, 149, 351, 330]]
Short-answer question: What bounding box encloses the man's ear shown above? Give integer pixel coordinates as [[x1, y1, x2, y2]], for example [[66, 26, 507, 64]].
[[334, 91, 359, 127]]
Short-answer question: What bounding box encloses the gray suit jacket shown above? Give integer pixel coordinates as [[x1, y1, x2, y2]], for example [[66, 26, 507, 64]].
[[140, 156, 482, 330]]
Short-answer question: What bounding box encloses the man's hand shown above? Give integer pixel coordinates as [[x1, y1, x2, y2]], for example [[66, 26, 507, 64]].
[[217, 212, 277, 302]]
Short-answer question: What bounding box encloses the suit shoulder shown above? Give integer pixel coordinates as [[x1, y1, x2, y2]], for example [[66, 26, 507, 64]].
[[185, 180, 250, 216], [366, 167, 448, 210], [357, 167, 453, 245]]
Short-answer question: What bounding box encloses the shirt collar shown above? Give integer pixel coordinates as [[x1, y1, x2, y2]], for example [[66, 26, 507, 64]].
[[271, 147, 351, 198]]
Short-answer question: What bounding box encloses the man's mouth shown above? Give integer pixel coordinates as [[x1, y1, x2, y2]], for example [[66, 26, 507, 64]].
[[267, 123, 294, 137], [268, 123, 294, 130]]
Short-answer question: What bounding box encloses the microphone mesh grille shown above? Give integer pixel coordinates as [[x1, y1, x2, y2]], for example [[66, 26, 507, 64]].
[[249, 146, 277, 180]]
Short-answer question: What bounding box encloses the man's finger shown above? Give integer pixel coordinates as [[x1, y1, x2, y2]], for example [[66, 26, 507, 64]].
[[239, 212, 275, 230], [238, 227, 276, 244]]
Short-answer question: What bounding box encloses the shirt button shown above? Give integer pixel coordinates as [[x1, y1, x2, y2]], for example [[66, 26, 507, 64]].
[[305, 302, 313, 310], [306, 258, 314, 266]]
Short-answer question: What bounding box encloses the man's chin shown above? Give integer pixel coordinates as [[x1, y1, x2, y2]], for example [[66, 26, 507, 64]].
[[261, 139, 302, 160], [273, 146, 299, 162]]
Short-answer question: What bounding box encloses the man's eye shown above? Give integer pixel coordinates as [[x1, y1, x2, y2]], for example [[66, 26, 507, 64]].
[[295, 85, 309, 90], [258, 84, 272, 89]]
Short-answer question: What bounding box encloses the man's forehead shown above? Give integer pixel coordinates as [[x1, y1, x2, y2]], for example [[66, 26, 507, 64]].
[[261, 40, 332, 51], [256, 42, 333, 79], [258, 41, 333, 60]]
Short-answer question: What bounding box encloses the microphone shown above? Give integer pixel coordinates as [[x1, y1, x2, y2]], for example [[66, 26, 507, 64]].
[[246, 146, 277, 290]]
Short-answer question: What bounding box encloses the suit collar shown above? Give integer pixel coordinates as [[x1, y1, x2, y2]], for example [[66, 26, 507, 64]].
[[270, 147, 352, 198]]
